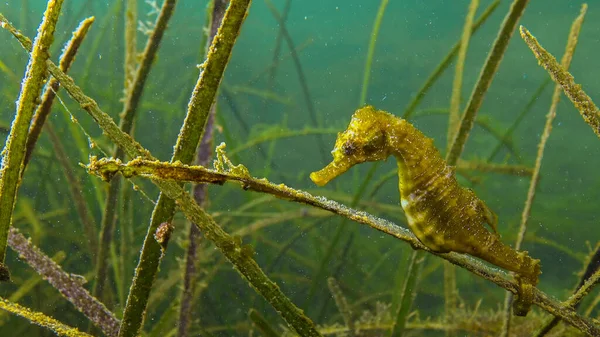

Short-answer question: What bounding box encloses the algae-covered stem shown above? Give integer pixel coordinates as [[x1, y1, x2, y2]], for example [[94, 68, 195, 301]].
[[93, 0, 177, 304], [124, 0, 137, 92], [0, 296, 92, 337], [23, 17, 95, 169], [447, 0, 478, 146], [1, 7, 323, 337], [117, 0, 321, 335], [22, 17, 98, 260], [178, 1, 228, 336], [520, 25, 600, 139], [0, 0, 64, 281], [7, 228, 120, 337], [516, 5, 590, 336], [86, 153, 598, 336], [119, 0, 258, 335]]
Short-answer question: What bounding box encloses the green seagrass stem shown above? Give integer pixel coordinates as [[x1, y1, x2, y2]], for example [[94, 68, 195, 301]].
[[0, 0, 64, 281], [0, 296, 92, 337], [359, 0, 389, 106], [402, 0, 499, 119], [446, 0, 529, 165], [447, 0, 478, 146], [119, 0, 257, 336]]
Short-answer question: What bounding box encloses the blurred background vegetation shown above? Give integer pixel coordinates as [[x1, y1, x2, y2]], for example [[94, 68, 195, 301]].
[[0, 0, 599, 335]]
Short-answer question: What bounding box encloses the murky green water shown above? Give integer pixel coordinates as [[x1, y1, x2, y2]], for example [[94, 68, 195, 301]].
[[0, 0, 598, 336]]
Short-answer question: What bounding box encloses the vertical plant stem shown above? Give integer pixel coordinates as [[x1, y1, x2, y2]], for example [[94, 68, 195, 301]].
[[0, 0, 64, 281], [390, 250, 424, 337], [93, 0, 178, 301], [249, 309, 281, 337], [124, 0, 137, 92], [116, 0, 138, 312], [327, 277, 355, 336], [447, 0, 478, 146], [359, 0, 389, 106], [264, 0, 327, 162], [446, 0, 529, 165], [263, 0, 290, 104], [46, 122, 99, 256], [501, 5, 586, 336], [23, 16, 95, 169], [402, 0, 499, 120], [120, 1, 252, 336], [178, 2, 227, 336], [19, 0, 29, 35], [444, 1, 478, 332], [17, 17, 97, 257]]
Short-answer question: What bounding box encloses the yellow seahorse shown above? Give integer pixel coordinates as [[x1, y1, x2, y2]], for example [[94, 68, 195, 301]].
[[310, 105, 541, 316]]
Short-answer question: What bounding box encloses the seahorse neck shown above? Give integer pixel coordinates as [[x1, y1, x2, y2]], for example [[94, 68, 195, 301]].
[[382, 117, 445, 197]]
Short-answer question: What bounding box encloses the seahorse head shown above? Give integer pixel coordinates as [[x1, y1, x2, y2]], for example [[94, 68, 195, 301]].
[[310, 105, 392, 186]]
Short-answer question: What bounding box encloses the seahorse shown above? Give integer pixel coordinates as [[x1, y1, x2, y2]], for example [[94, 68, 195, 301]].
[[310, 105, 541, 316]]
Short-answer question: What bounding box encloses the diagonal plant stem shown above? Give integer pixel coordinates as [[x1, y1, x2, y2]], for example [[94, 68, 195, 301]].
[[446, 0, 530, 165], [3, 12, 323, 335], [359, 0, 389, 106], [84, 155, 600, 335], [390, 250, 424, 337], [444, 1, 478, 329], [500, 5, 586, 336], [7, 227, 120, 336], [119, 0, 255, 336], [520, 26, 600, 139], [402, 0, 499, 120], [23, 16, 95, 169], [486, 78, 550, 162], [447, 0, 478, 146], [327, 277, 355, 336], [264, 0, 327, 162], [93, 0, 179, 302], [19, 16, 98, 258], [178, 1, 228, 336], [0, 0, 64, 281], [0, 296, 92, 337], [124, 0, 137, 92]]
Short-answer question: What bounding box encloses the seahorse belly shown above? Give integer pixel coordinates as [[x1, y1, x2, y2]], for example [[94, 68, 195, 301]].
[[401, 190, 450, 253]]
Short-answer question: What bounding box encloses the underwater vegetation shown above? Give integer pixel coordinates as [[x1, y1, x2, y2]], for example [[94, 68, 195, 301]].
[[0, 0, 599, 336]]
